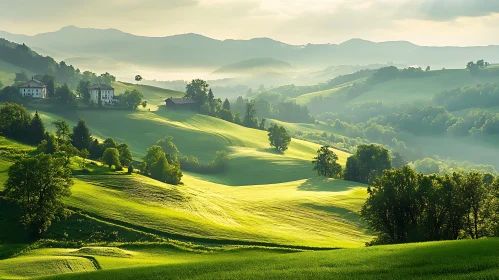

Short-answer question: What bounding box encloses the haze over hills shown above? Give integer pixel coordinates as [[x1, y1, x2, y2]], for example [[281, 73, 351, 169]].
[[2, 25, 499, 82]]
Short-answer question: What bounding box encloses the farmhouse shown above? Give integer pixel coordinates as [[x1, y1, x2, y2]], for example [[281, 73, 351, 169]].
[[165, 97, 196, 109], [88, 84, 115, 105], [19, 79, 47, 98]]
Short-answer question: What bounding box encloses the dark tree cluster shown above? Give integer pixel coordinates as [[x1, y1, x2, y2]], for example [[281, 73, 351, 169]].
[[361, 166, 499, 246], [344, 144, 392, 184], [0, 103, 47, 145]]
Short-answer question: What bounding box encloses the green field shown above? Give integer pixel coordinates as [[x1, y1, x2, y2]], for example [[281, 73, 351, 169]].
[[1, 238, 498, 279], [112, 81, 184, 110], [36, 108, 351, 186], [293, 69, 499, 106]]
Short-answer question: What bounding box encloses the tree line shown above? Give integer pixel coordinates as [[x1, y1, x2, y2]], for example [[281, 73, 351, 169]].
[[312, 144, 391, 184], [361, 166, 499, 245], [0, 39, 115, 89]]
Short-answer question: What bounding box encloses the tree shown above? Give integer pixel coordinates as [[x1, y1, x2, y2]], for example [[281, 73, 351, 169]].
[[391, 152, 407, 169], [15, 71, 28, 82], [0, 103, 31, 142], [143, 145, 182, 184], [77, 80, 91, 104], [54, 84, 76, 105], [71, 119, 92, 151], [425, 66, 431, 72], [267, 124, 291, 152], [37, 133, 58, 154], [128, 164, 134, 174], [52, 119, 70, 142], [463, 172, 487, 239], [41, 75, 55, 98], [259, 118, 267, 130], [312, 146, 342, 178], [223, 98, 231, 111], [122, 89, 143, 109], [102, 148, 121, 169], [117, 143, 133, 167], [4, 154, 72, 238], [234, 110, 242, 125], [156, 136, 179, 163], [103, 137, 117, 150], [141, 100, 148, 108], [58, 143, 79, 167], [219, 109, 233, 122], [89, 139, 103, 160], [344, 144, 392, 184], [79, 149, 89, 169], [135, 75, 143, 83], [243, 103, 258, 128], [185, 79, 209, 107], [28, 112, 46, 145]]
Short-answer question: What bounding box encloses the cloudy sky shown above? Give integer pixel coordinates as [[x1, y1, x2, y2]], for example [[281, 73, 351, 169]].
[[0, 0, 498, 46]]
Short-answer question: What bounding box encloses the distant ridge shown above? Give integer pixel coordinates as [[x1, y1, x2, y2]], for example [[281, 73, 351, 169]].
[[1, 25, 499, 70]]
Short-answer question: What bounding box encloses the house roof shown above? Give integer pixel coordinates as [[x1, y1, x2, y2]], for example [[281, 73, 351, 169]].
[[88, 84, 114, 90], [165, 97, 196, 104], [20, 79, 46, 88]]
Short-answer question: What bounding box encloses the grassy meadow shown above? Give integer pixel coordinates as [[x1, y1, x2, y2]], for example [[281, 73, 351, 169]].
[[1, 238, 498, 279], [35, 107, 351, 185], [111, 81, 184, 110], [293, 69, 499, 107]]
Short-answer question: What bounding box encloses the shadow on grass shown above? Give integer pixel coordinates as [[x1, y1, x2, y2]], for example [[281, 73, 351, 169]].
[[153, 105, 198, 122], [297, 177, 362, 192], [301, 203, 362, 224], [258, 147, 285, 155]]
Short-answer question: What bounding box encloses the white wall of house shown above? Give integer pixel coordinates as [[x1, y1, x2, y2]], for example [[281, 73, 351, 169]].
[[19, 87, 47, 99], [89, 89, 115, 104]]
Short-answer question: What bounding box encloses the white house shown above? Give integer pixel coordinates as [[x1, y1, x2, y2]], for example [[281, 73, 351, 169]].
[[19, 79, 47, 98], [88, 84, 115, 105]]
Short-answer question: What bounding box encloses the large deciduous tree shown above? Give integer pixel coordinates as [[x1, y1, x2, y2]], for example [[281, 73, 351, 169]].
[[0, 103, 31, 142], [122, 89, 144, 109], [52, 119, 70, 142], [267, 124, 291, 152], [102, 148, 121, 169], [117, 143, 133, 167], [185, 79, 209, 107], [312, 146, 342, 178], [4, 154, 73, 238], [344, 144, 392, 184]]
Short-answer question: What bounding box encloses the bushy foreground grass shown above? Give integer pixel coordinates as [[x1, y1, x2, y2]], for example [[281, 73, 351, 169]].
[[1, 238, 496, 279]]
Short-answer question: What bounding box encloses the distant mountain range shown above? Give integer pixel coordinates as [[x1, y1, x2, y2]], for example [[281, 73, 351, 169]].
[[2, 26, 499, 74]]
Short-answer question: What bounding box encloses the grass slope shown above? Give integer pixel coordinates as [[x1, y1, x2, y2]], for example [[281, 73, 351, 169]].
[[112, 81, 184, 110], [352, 69, 499, 104], [294, 69, 499, 106], [2, 238, 495, 279], [66, 174, 368, 248], [38, 108, 350, 185]]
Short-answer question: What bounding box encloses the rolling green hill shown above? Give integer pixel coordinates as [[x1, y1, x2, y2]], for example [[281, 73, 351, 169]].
[[111, 82, 184, 109], [294, 68, 499, 107], [35, 108, 351, 185], [1, 238, 498, 279]]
